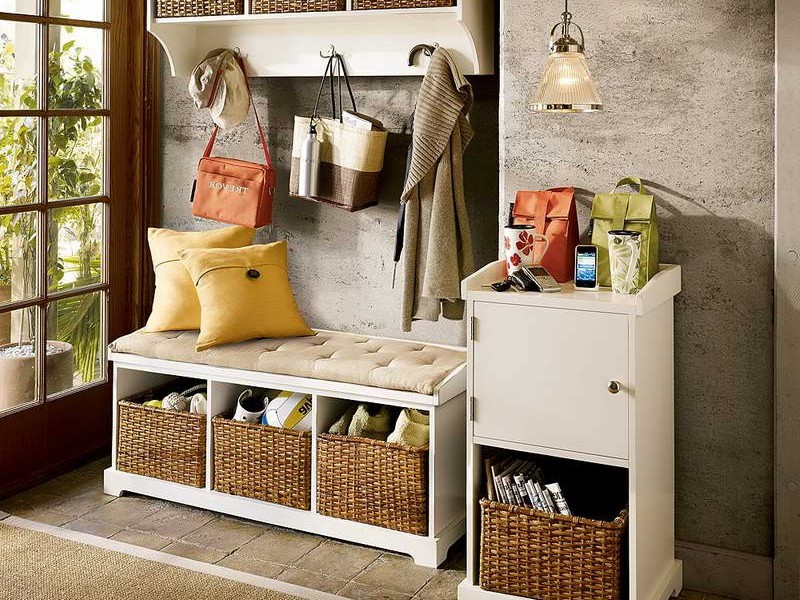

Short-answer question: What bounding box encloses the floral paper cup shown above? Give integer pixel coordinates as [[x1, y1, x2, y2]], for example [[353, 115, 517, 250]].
[[503, 225, 550, 274]]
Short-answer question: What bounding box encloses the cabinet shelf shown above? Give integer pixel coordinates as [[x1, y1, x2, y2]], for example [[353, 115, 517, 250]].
[[148, 0, 494, 77]]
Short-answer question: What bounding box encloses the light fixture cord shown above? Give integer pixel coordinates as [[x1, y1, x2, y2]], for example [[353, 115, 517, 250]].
[[561, 0, 573, 38]]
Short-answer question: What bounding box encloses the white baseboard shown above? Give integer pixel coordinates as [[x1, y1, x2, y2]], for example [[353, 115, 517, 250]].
[[676, 540, 773, 600]]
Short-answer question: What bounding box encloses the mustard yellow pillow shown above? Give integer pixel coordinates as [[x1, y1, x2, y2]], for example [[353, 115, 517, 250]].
[[179, 241, 313, 351], [144, 226, 255, 332]]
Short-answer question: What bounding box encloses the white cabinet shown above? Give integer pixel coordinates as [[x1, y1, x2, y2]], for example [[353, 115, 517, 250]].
[[459, 260, 684, 600], [472, 301, 629, 459]]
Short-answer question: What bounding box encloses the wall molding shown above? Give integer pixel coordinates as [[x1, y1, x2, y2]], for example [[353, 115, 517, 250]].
[[676, 540, 773, 600], [775, 0, 800, 598]]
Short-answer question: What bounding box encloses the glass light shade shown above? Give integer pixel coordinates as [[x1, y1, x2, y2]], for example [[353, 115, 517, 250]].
[[530, 50, 603, 113]]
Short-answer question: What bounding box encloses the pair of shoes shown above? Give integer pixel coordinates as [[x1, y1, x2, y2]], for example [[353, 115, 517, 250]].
[[387, 409, 429, 447], [328, 403, 429, 447], [347, 404, 392, 440], [162, 384, 207, 412]]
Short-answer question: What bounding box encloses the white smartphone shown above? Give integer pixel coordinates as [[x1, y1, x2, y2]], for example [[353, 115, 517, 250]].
[[574, 245, 599, 290]]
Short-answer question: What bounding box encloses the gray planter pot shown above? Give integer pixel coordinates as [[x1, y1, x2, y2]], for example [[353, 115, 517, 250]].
[[0, 341, 74, 411]]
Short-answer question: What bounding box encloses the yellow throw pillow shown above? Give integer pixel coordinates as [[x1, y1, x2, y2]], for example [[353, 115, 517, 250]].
[[144, 226, 255, 332], [179, 241, 313, 351]]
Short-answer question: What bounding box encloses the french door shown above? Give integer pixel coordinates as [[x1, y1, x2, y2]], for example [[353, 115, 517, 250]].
[[0, 0, 147, 495]]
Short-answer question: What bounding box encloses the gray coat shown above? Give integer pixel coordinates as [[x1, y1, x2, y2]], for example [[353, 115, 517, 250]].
[[400, 48, 475, 332]]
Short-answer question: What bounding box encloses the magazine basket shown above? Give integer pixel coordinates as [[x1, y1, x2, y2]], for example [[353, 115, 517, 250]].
[[352, 0, 455, 8], [480, 499, 628, 600], [116, 384, 206, 488], [316, 433, 428, 535], [213, 415, 312, 510], [251, 0, 345, 13], [156, 0, 243, 17]]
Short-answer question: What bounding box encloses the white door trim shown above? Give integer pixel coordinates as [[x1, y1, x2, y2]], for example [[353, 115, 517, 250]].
[[775, 1, 799, 598]]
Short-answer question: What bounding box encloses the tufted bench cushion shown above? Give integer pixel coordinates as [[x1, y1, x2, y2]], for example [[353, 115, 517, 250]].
[[110, 330, 466, 396]]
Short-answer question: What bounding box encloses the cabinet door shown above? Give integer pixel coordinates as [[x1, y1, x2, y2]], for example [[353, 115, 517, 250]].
[[472, 301, 629, 459]]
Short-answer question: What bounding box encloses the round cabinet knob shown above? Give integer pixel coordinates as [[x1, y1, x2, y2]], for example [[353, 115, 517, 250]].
[[608, 380, 622, 394]]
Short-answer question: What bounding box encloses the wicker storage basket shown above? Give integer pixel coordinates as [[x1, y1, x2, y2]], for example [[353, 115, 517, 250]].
[[251, 0, 345, 13], [480, 499, 628, 600], [213, 416, 312, 510], [156, 0, 243, 17], [317, 433, 428, 535], [117, 386, 206, 488], [352, 0, 455, 9]]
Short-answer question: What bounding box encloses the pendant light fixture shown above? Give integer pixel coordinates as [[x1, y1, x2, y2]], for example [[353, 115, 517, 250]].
[[530, 0, 603, 113]]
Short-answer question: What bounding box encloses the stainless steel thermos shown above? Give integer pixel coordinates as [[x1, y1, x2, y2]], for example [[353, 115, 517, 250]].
[[298, 122, 321, 197]]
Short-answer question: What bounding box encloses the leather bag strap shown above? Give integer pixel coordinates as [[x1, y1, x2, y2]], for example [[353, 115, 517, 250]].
[[311, 53, 357, 123], [202, 54, 273, 168], [613, 177, 646, 195], [534, 193, 548, 233]]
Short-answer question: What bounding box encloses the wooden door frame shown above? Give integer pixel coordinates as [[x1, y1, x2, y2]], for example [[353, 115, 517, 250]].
[[775, 0, 800, 598], [0, 0, 158, 498]]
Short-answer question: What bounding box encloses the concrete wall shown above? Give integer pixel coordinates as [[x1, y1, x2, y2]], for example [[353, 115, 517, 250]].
[[501, 0, 774, 561], [160, 60, 498, 348]]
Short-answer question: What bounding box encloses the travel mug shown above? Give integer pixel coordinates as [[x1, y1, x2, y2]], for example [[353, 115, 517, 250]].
[[607, 230, 643, 294], [232, 389, 266, 423], [503, 224, 550, 274]]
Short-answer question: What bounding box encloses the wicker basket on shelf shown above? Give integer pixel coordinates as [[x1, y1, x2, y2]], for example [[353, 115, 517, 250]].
[[251, 0, 345, 13], [116, 384, 206, 488], [213, 415, 312, 510], [156, 0, 244, 17], [479, 499, 628, 600], [316, 433, 428, 535], [352, 0, 455, 9]]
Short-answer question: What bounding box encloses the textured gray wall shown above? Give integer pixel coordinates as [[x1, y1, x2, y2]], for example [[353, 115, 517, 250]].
[[160, 59, 499, 348], [501, 0, 774, 555]]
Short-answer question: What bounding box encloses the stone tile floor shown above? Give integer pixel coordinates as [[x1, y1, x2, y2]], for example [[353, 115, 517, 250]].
[[0, 457, 736, 600]]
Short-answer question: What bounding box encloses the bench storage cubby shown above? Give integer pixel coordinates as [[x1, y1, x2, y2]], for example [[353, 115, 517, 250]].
[[104, 329, 467, 567], [213, 415, 312, 510], [317, 432, 428, 535], [116, 381, 207, 488]]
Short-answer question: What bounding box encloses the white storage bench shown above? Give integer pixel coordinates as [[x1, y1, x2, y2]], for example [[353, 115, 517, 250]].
[[104, 329, 467, 567]]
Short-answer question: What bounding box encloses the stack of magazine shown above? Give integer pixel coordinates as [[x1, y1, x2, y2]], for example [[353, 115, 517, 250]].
[[484, 453, 571, 516]]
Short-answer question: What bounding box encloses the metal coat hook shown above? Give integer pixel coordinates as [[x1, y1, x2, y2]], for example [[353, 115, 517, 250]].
[[320, 44, 337, 59], [408, 43, 438, 66]]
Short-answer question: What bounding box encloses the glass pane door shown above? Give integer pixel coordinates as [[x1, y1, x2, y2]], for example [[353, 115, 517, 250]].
[[0, 2, 109, 415]]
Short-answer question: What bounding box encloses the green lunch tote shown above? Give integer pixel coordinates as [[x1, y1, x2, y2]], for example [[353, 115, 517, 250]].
[[590, 177, 660, 289]]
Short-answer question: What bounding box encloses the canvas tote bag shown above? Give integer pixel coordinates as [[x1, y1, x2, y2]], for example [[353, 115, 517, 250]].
[[289, 53, 388, 211], [590, 177, 660, 288], [191, 53, 275, 228], [513, 187, 579, 283]]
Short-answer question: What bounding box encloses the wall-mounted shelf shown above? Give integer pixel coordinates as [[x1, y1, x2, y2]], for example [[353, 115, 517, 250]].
[[148, 1, 495, 77]]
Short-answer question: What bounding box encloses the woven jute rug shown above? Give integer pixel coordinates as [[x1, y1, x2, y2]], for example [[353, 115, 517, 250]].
[[0, 517, 338, 600]]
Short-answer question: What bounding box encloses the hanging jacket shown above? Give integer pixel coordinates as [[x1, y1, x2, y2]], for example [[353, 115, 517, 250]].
[[397, 48, 474, 332]]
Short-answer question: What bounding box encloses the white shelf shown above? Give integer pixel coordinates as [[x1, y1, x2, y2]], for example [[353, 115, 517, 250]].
[[148, 0, 494, 77]]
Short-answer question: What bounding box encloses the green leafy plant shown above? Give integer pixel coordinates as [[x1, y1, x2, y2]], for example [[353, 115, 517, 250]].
[[0, 32, 102, 383]]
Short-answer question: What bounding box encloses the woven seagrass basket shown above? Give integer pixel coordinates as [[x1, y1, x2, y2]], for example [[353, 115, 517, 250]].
[[317, 433, 428, 535], [479, 499, 628, 600], [352, 0, 454, 9], [213, 415, 312, 510], [116, 383, 206, 488], [251, 0, 345, 13]]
